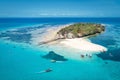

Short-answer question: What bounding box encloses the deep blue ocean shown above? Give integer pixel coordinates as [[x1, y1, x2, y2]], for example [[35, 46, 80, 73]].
[[0, 18, 120, 80]]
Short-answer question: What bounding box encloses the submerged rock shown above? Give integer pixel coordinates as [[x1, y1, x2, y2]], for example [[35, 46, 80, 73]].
[[42, 51, 67, 61]]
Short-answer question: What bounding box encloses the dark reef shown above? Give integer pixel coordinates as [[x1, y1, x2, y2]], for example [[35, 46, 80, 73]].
[[97, 48, 120, 62], [42, 51, 67, 61], [0, 25, 44, 43]]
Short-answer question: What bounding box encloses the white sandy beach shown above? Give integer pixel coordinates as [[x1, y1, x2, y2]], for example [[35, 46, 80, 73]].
[[60, 38, 107, 52]]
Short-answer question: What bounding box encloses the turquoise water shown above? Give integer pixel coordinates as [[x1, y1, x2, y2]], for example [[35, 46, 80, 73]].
[[0, 18, 120, 80]]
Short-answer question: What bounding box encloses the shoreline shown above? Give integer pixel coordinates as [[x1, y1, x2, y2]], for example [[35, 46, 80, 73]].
[[29, 24, 107, 53]]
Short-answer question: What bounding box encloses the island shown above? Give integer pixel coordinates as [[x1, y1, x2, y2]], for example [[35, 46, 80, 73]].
[[37, 23, 107, 53], [56, 23, 105, 39]]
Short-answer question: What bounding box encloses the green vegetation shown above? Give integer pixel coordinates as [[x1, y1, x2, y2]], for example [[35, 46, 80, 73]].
[[58, 23, 105, 38]]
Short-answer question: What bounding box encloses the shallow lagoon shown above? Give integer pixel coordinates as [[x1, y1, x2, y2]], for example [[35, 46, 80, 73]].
[[0, 18, 120, 80]]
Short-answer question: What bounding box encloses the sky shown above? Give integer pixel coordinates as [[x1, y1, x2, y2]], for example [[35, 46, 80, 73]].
[[0, 0, 120, 17]]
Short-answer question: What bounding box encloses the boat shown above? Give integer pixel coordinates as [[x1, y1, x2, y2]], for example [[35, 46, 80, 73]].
[[45, 68, 52, 72]]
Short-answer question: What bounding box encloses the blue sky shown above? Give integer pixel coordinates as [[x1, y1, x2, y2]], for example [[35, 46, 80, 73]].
[[0, 0, 120, 17]]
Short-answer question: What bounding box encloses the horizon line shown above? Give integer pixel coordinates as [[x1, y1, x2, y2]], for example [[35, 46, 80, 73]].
[[0, 17, 120, 18]]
